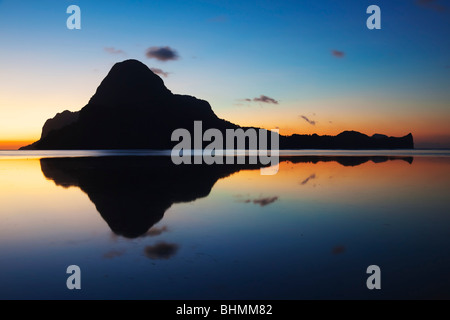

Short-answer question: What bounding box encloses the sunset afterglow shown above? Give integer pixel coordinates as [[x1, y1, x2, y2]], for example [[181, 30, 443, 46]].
[[0, 0, 449, 149]]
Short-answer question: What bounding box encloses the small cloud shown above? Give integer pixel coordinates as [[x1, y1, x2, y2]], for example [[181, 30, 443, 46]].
[[150, 68, 170, 78], [300, 115, 316, 126], [144, 242, 179, 260], [332, 245, 346, 255], [331, 50, 345, 58], [238, 96, 278, 105], [416, 0, 446, 12], [238, 195, 279, 206], [145, 46, 179, 61], [141, 226, 169, 237], [103, 249, 125, 259], [253, 95, 279, 104], [253, 196, 279, 207], [236, 98, 252, 103], [300, 173, 316, 185], [104, 47, 126, 55]]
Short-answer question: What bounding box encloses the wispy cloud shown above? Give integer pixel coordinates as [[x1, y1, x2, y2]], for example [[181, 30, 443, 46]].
[[300, 173, 316, 185], [253, 95, 279, 104], [253, 196, 279, 206], [239, 95, 279, 104], [237, 96, 279, 106], [150, 68, 170, 78], [300, 115, 316, 126], [234, 98, 252, 106], [240, 95, 278, 105], [331, 50, 345, 58], [239, 195, 279, 207], [145, 46, 179, 61], [416, 0, 447, 12], [104, 47, 126, 55]]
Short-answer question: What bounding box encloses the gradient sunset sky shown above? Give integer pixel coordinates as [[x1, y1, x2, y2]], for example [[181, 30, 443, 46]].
[[0, 0, 449, 149]]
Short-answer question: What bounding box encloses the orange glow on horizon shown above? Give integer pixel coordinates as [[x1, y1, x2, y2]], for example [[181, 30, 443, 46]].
[[0, 140, 35, 150]]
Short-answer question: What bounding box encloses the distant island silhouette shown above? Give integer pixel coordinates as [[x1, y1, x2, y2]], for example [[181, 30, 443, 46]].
[[21, 59, 413, 150], [40, 156, 413, 238]]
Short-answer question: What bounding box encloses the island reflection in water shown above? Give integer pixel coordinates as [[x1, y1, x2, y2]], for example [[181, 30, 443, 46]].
[[39, 156, 413, 238], [1, 154, 449, 299]]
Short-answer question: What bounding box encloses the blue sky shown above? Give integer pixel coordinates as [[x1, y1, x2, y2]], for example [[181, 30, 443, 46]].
[[0, 0, 449, 148]]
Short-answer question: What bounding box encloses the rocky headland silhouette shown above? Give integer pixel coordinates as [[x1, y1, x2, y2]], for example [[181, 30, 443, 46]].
[[21, 59, 413, 150]]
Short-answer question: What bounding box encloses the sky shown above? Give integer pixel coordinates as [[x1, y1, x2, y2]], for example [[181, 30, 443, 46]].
[[0, 0, 449, 149]]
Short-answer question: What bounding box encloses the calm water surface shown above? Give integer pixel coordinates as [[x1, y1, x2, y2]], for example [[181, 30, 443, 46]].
[[0, 151, 449, 299]]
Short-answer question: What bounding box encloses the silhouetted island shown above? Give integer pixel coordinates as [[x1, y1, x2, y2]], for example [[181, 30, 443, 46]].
[[21, 59, 413, 150]]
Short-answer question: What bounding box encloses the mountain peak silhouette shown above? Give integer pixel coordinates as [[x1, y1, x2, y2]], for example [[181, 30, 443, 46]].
[[22, 59, 235, 149], [20, 59, 413, 150], [89, 59, 172, 108]]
